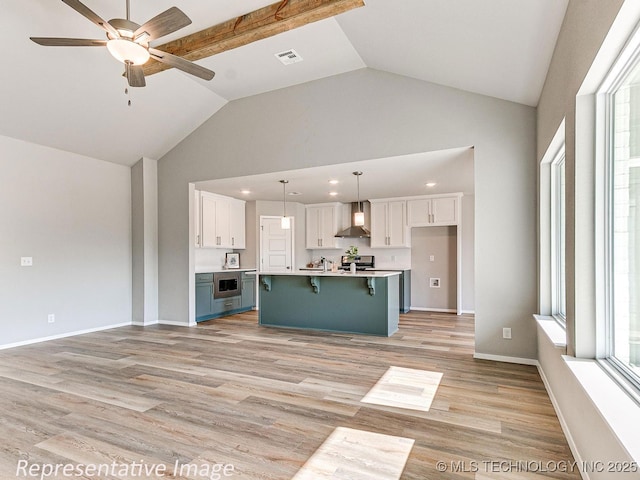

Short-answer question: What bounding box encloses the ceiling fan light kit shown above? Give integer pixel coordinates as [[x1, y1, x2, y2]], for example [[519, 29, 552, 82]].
[[30, 0, 215, 88], [107, 39, 150, 65]]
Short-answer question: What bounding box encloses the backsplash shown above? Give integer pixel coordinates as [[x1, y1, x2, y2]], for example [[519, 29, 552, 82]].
[[308, 238, 411, 269], [195, 248, 233, 270]]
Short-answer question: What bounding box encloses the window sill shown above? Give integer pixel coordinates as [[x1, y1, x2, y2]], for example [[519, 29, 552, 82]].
[[563, 356, 640, 463], [534, 314, 567, 348]]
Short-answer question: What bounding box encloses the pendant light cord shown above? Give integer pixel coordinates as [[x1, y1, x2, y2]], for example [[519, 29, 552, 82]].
[[280, 180, 288, 217]]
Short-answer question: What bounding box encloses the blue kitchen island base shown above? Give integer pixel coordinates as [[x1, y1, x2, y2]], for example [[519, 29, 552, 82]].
[[256, 272, 400, 336]]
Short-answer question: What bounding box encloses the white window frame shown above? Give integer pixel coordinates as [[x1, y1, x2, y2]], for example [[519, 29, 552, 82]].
[[538, 120, 566, 331], [550, 148, 566, 326], [597, 24, 640, 392]]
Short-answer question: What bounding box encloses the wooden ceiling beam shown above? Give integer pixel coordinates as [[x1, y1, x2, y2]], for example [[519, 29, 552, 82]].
[[142, 0, 365, 76]]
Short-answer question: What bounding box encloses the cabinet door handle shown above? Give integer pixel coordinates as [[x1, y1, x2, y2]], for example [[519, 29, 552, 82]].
[[231, 237, 234, 246], [224, 302, 233, 307]]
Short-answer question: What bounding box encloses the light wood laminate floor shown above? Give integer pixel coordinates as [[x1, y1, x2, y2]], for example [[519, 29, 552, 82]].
[[0, 311, 579, 479]]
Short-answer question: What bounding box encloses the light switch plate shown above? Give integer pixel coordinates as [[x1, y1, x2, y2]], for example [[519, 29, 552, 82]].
[[21, 257, 33, 266]]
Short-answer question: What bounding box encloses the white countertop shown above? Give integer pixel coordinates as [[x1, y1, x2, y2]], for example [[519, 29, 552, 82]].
[[247, 270, 401, 278], [195, 268, 256, 273]]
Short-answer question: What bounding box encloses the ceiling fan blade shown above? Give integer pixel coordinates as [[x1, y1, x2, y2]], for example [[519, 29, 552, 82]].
[[149, 48, 215, 81], [61, 0, 119, 38], [134, 7, 192, 41], [30, 37, 107, 47], [125, 64, 146, 88]]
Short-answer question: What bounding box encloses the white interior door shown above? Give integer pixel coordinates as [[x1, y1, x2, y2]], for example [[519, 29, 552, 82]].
[[260, 216, 294, 272]]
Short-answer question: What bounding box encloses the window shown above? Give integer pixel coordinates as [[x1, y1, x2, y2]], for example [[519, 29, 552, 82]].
[[538, 120, 565, 326], [602, 43, 640, 388], [551, 148, 566, 325]]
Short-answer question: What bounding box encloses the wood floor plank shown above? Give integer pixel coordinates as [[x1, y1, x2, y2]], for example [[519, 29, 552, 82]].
[[0, 311, 579, 479]]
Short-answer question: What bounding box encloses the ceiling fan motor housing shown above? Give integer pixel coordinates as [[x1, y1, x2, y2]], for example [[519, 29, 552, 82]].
[[106, 18, 150, 65]]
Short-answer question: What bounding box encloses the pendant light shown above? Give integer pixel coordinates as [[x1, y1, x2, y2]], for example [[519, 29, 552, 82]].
[[280, 180, 291, 229], [353, 171, 365, 226]]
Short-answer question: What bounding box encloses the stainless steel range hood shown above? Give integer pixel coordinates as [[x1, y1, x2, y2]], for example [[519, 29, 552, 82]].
[[335, 202, 370, 238]]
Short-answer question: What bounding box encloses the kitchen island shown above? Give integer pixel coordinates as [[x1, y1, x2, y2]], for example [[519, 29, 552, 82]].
[[251, 270, 400, 336]]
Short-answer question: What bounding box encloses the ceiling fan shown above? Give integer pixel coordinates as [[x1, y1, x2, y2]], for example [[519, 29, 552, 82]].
[[30, 0, 215, 88]]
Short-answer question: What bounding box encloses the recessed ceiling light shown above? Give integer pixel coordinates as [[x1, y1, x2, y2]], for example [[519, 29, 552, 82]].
[[329, 191, 338, 196], [425, 182, 437, 188], [329, 179, 339, 185], [240, 189, 251, 195], [288, 191, 302, 196]]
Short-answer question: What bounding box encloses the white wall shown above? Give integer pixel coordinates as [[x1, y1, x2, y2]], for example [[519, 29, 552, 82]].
[[157, 67, 536, 358], [0, 135, 132, 347]]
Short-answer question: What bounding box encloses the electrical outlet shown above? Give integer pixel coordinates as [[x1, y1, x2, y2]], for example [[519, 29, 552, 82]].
[[503, 327, 512, 339], [21, 257, 33, 266], [429, 278, 440, 288], [429, 255, 435, 262], [48, 314, 55, 324]]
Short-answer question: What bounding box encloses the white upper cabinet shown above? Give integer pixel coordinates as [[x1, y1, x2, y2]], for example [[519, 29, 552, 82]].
[[229, 200, 246, 249], [194, 189, 201, 248], [197, 191, 246, 249], [306, 203, 343, 249], [406, 194, 461, 227], [370, 199, 409, 248]]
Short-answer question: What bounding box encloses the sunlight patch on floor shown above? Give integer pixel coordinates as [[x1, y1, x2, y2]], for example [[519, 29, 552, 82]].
[[292, 427, 414, 480], [360, 366, 443, 411]]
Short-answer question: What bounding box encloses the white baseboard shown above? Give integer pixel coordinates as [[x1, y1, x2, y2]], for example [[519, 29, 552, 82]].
[[461, 309, 476, 315], [536, 363, 588, 480], [132, 319, 159, 327], [157, 319, 193, 327], [473, 352, 538, 366], [0, 322, 131, 351], [410, 307, 457, 313]]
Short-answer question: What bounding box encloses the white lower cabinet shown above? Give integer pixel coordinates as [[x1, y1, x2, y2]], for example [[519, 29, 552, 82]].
[[196, 191, 246, 249], [370, 200, 409, 248]]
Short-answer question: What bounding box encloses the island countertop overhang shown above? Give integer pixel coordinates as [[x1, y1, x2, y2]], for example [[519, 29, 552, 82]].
[[246, 270, 401, 278]]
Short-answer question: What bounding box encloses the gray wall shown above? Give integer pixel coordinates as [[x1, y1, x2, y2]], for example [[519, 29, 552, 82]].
[[157, 67, 536, 359], [131, 157, 158, 326], [0, 134, 132, 347], [411, 226, 457, 310], [536, 0, 633, 474]]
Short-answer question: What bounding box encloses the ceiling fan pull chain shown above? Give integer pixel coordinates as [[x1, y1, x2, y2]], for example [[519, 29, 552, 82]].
[[124, 63, 132, 106]]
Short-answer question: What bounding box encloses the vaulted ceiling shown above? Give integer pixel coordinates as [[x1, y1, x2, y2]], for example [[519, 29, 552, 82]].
[[0, 0, 568, 167]]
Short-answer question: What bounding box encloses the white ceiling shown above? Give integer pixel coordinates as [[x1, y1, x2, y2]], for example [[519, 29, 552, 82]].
[[0, 0, 568, 167], [195, 147, 474, 204]]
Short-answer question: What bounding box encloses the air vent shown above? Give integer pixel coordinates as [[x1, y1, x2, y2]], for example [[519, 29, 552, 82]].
[[275, 49, 303, 65]]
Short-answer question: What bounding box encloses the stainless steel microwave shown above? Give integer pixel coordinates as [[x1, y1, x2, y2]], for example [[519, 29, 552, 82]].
[[213, 271, 241, 298]]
